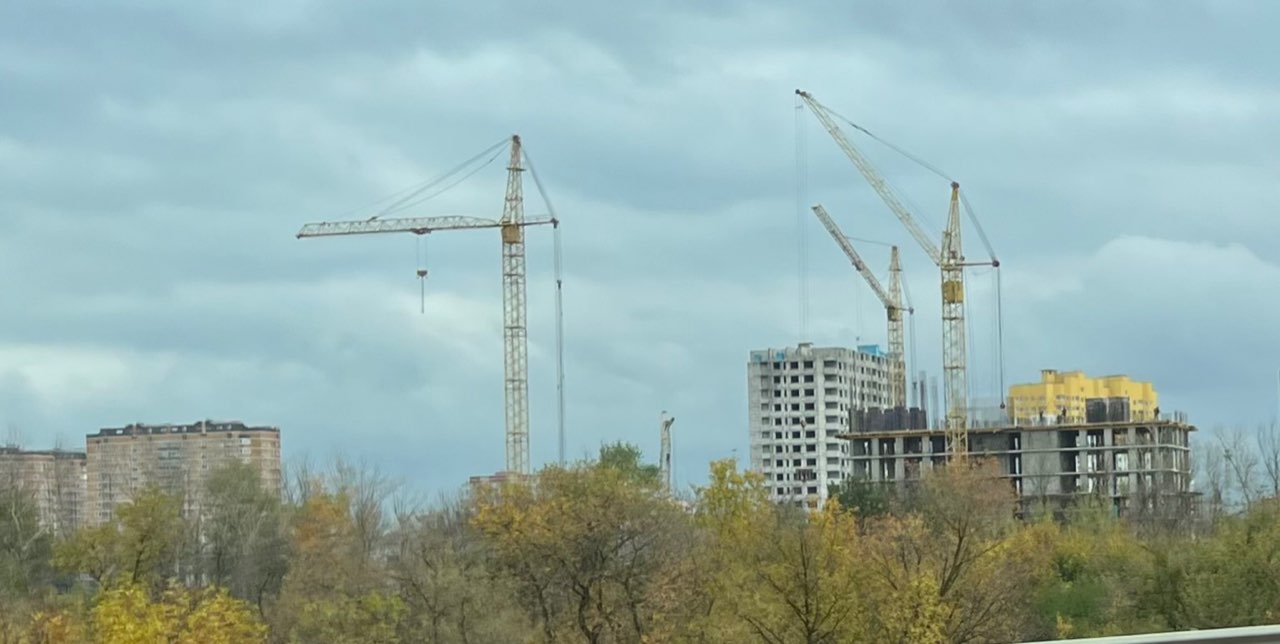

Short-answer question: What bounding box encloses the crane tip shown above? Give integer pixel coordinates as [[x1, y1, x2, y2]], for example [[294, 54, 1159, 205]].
[[950, 181, 960, 190]]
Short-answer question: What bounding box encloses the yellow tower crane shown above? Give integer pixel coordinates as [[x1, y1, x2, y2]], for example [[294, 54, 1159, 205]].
[[810, 204, 911, 409], [797, 90, 998, 460], [297, 135, 560, 476]]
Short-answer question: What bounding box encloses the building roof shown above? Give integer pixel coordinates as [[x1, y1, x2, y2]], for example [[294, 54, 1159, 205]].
[[837, 417, 1197, 442], [89, 420, 280, 439]]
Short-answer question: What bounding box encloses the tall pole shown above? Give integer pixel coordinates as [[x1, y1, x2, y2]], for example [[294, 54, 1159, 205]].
[[500, 136, 531, 475]]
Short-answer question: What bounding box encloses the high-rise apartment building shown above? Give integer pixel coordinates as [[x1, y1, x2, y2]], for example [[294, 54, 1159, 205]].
[[748, 343, 891, 506], [0, 447, 87, 537], [1008, 370, 1157, 425], [86, 420, 282, 524]]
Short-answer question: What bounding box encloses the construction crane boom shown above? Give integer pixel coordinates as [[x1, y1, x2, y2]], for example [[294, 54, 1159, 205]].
[[297, 135, 556, 476], [810, 204, 908, 409], [795, 90, 942, 265], [797, 89, 986, 460], [296, 215, 556, 239]]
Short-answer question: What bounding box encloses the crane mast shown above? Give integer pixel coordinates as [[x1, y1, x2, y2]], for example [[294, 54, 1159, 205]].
[[500, 137, 531, 476], [297, 136, 556, 476], [797, 90, 986, 460], [659, 411, 675, 494], [810, 204, 908, 409]]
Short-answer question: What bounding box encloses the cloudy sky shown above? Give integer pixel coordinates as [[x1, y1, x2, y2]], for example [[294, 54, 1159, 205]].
[[2, 1, 1277, 494]]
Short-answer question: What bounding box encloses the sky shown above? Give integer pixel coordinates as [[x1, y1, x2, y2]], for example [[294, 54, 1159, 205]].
[[2, 0, 1278, 495]]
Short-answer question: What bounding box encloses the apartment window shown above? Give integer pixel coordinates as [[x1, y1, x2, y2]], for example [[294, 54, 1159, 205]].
[[791, 389, 801, 397], [826, 415, 839, 424], [775, 459, 784, 467], [803, 361, 814, 368], [805, 402, 815, 411], [807, 486, 818, 495], [775, 474, 784, 481], [790, 375, 800, 383], [774, 419, 783, 426], [804, 389, 815, 396], [789, 361, 799, 369], [823, 359, 837, 368], [793, 459, 802, 466], [806, 444, 817, 452], [827, 471, 840, 480], [775, 446, 783, 453], [804, 430, 816, 439], [806, 417, 816, 425], [773, 404, 782, 412], [774, 389, 782, 397], [790, 403, 800, 411], [825, 388, 837, 396], [773, 376, 781, 384], [825, 401, 838, 409], [804, 375, 814, 383], [790, 418, 802, 425], [791, 431, 801, 439], [807, 458, 817, 466]]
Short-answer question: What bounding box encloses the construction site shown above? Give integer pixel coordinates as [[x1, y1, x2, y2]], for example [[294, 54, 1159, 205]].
[[289, 90, 1197, 514], [748, 90, 1197, 513]]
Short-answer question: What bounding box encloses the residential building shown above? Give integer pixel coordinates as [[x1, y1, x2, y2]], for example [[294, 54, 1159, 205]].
[[748, 342, 891, 507], [1007, 370, 1157, 425], [843, 412, 1195, 516], [86, 420, 282, 524], [0, 447, 87, 537]]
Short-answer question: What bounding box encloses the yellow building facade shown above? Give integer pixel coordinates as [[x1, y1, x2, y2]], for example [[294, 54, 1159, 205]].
[[1007, 369, 1158, 424]]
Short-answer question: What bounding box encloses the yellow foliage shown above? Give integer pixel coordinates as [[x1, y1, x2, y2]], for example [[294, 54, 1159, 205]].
[[89, 584, 266, 644]]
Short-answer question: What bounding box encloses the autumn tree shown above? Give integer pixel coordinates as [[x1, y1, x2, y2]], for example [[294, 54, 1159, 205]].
[[472, 444, 696, 643], [861, 461, 1040, 643], [387, 500, 528, 643], [55, 486, 184, 591], [90, 583, 266, 643], [270, 483, 403, 643], [194, 461, 288, 613]]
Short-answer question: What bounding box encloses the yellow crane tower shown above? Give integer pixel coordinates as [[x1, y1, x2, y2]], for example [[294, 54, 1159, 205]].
[[297, 135, 560, 476], [796, 90, 998, 460], [810, 204, 911, 409]]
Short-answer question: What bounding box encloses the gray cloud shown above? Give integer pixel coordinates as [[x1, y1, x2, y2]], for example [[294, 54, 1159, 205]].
[[1, 1, 1277, 493]]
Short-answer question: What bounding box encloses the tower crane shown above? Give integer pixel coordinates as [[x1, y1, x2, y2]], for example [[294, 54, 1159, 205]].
[[297, 136, 558, 476], [796, 90, 998, 460], [659, 411, 675, 494], [810, 204, 911, 409]]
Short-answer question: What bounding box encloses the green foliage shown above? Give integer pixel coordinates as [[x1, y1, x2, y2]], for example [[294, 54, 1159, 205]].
[[829, 476, 893, 521], [596, 441, 662, 487]]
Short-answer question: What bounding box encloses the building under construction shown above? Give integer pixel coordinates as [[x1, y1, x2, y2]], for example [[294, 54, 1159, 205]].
[[840, 412, 1196, 516]]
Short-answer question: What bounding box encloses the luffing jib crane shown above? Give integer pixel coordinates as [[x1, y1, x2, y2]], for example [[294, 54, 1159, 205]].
[[297, 136, 556, 476], [810, 204, 910, 409], [797, 90, 997, 460]]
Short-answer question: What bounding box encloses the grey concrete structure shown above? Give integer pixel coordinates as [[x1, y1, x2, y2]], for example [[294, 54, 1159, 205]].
[[748, 342, 891, 506], [843, 414, 1196, 515]]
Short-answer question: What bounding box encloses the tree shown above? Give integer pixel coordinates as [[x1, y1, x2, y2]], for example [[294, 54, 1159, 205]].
[[89, 584, 266, 644], [387, 501, 528, 643], [695, 460, 871, 643], [270, 486, 402, 643], [472, 444, 695, 643], [55, 486, 184, 591], [861, 461, 1039, 643], [195, 462, 288, 613], [0, 484, 53, 597], [829, 476, 893, 524]]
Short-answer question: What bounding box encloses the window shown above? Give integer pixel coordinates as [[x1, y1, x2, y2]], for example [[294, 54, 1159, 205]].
[[791, 431, 801, 439], [806, 417, 816, 425], [775, 459, 784, 466], [793, 459, 802, 466], [807, 486, 818, 494], [775, 446, 783, 453], [774, 403, 782, 411], [773, 376, 781, 384], [803, 361, 814, 368], [775, 474, 784, 481], [805, 402, 815, 411], [791, 389, 801, 397], [826, 415, 839, 424], [823, 359, 837, 368], [804, 389, 815, 396], [774, 419, 783, 426], [789, 361, 799, 369], [790, 375, 800, 383], [804, 430, 816, 439], [806, 444, 817, 452], [804, 374, 814, 383], [790, 403, 800, 411], [807, 458, 817, 466], [774, 389, 782, 397], [825, 401, 838, 409], [827, 457, 839, 465]]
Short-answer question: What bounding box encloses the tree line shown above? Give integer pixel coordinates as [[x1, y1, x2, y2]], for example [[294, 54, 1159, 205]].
[[0, 439, 1277, 642]]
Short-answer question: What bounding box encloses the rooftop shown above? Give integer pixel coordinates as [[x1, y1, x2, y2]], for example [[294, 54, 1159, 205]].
[[837, 415, 1196, 442], [89, 420, 280, 439]]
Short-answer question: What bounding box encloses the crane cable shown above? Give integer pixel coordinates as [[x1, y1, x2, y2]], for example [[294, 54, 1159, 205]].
[[383, 144, 508, 217], [522, 146, 567, 468]]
